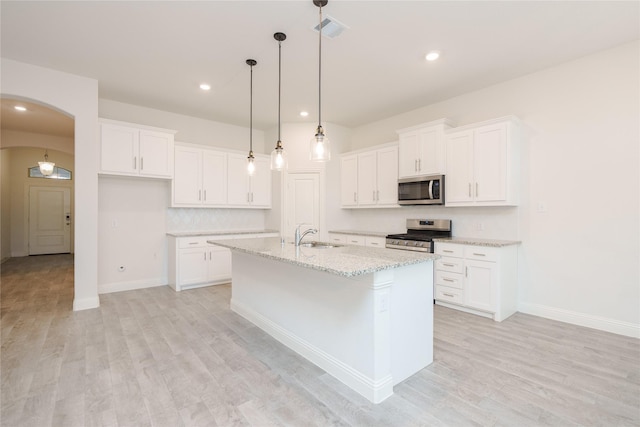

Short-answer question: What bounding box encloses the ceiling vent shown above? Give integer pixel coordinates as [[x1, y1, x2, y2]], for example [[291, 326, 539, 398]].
[[312, 15, 349, 39]]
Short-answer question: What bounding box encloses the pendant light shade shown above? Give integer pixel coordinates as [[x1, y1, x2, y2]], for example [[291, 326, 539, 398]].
[[310, 0, 330, 162], [38, 150, 55, 176], [270, 32, 288, 171], [246, 59, 257, 176]]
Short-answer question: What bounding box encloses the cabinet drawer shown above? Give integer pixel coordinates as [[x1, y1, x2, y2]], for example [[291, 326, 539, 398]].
[[345, 235, 365, 246], [435, 271, 464, 290], [435, 285, 464, 304], [328, 234, 347, 244], [436, 256, 464, 274], [178, 237, 208, 248], [435, 242, 463, 258], [365, 236, 385, 248], [464, 246, 498, 262]]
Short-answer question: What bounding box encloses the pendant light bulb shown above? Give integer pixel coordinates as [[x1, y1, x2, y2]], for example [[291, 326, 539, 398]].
[[38, 150, 55, 176], [246, 59, 257, 176], [310, 0, 330, 162], [271, 32, 288, 171]]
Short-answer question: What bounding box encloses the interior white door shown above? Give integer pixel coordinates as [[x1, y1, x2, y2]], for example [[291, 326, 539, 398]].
[[285, 173, 320, 240], [29, 186, 71, 255]]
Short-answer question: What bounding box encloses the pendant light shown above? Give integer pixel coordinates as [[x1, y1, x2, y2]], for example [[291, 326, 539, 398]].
[[38, 150, 55, 176], [270, 32, 288, 171], [310, 0, 330, 162], [246, 59, 257, 176]]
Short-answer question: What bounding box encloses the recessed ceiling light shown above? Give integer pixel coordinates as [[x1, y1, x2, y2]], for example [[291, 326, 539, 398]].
[[199, 83, 211, 91], [14, 105, 27, 112], [300, 111, 309, 117], [425, 51, 440, 61]]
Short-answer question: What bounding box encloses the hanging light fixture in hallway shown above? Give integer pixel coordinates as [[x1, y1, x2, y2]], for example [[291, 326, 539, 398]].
[[38, 150, 55, 176], [270, 32, 288, 171]]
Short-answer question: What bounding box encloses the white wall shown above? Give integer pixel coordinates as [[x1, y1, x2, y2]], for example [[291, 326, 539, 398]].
[[1, 58, 99, 311], [343, 41, 639, 337], [1, 129, 74, 154], [0, 150, 11, 262]]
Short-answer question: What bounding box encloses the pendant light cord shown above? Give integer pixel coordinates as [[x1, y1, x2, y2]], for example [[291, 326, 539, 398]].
[[318, 4, 322, 128], [278, 39, 282, 142], [249, 63, 253, 152]]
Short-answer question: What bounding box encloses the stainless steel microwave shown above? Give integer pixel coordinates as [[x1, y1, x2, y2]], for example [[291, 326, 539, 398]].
[[398, 174, 444, 205]]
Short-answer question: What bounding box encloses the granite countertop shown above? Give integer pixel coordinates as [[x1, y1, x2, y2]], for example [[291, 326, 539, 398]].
[[328, 230, 394, 238], [208, 237, 439, 278], [433, 237, 520, 247], [167, 229, 279, 238]]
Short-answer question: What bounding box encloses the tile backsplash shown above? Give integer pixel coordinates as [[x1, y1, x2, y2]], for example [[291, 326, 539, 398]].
[[167, 208, 266, 232]]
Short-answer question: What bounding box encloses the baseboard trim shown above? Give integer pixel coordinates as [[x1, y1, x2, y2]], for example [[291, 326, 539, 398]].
[[519, 302, 639, 338], [73, 295, 100, 311], [98, 278, 167, 294], [231, 298, 394, 403]]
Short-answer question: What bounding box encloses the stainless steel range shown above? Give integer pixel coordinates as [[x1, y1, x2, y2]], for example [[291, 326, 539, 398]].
[[386, 219, 452, 253]]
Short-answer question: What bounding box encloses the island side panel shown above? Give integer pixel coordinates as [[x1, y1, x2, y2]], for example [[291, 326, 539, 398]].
[[229, 250, 394, 403], [389, 261, 434, 385]]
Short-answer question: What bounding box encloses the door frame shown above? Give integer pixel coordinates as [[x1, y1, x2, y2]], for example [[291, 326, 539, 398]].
[[281, 168, 326, 242], [24, 181, 74, 255]]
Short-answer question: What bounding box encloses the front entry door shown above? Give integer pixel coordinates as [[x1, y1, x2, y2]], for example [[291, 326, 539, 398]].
[[285, 173, 320, 239], [29, 186, 71, 255]]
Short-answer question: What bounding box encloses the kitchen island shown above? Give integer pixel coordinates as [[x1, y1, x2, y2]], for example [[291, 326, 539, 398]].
[[208, 237, 439, 403]]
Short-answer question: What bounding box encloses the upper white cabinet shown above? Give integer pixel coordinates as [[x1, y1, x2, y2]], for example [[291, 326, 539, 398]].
[[173, 146, 227, 206], [227, 153, 271, 208], [397, 119, 454, 178], [340, 143, 399, 208], [445, 116, 520, 207], [100, 120, 176, 179]]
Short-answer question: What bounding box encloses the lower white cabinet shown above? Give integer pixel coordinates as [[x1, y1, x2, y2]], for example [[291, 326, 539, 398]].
[[168, 232, 277, 291], [434, 241, 518, 322], [328, 233, 385, 248]]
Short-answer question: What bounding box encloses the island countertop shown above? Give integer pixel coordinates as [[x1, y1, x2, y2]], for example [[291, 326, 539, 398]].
[[208, 237, 439, 278]]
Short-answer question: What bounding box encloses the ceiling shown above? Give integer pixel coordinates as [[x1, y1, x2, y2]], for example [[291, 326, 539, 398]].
[[1, 1, 638, 135]]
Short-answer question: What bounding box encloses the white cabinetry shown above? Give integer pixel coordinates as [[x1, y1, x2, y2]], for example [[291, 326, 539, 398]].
[[340, 143, 399, 208], [173, 146, 227, 206], [328, 233, 385, 248], [396, 119, 454, 178], [100, 120, 176, 179], [434, 241, 518, 322], [169, 236, 232, 291], [445, 116, 520, 206], [169, 232, 278, 291], [227, 154, 271, 208]]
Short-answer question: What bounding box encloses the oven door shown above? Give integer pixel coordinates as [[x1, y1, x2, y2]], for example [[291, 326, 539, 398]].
[[398, 175, 444, 205]]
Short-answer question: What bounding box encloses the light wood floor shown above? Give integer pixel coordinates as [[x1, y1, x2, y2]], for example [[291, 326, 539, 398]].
[[1, 254, 639, 426]]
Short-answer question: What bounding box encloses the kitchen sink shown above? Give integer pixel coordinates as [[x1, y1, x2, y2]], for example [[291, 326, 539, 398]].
[[297, 241, 341, 249]]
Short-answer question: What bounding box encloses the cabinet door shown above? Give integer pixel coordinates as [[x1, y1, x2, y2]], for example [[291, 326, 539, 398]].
[[418, 127, 444, 175], [100, 124, 138, 174], [473, 124, 507, 203], [249, 157, 271, 207], [465, 259, 496, 313], [202, 150, 227, 206], [179, 248, 209, 286], [174, 147, 202, 205], [208, 246, 232, 282], [139, 130, 174, 178], [376, 146, 398, 205], [227, 154, 251, 206], [398, 131, 420, 178], [357, 151, 377, 206], [340, 155, 358, 206], [445, 130, 474, 205]]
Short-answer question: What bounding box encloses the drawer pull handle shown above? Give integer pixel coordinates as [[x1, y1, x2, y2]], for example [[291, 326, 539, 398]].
[[443, 293, 455, 298], [472, 253, 486, 256], [442, 263, 455, 267], [188, 242, 198, 245], [443, 278, 455, 282], [443, 250, 453, 253]]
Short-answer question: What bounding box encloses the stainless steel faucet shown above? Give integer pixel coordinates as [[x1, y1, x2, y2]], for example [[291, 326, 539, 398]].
[[295, 224, 318, 246]]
